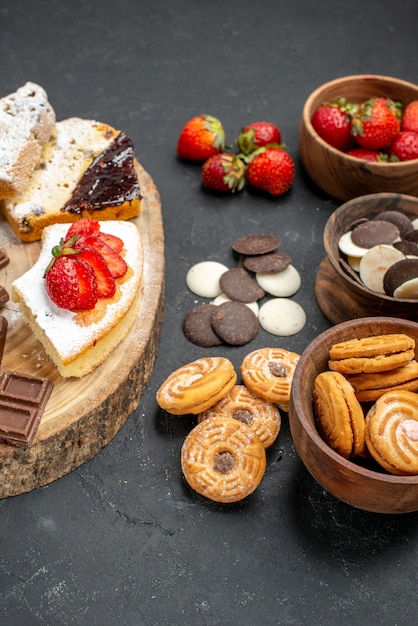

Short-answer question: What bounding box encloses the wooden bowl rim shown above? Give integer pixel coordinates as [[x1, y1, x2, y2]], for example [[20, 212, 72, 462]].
[[291, 316, 418, 486], [324, 192, 418, 304], [301, 73, 418, 167]]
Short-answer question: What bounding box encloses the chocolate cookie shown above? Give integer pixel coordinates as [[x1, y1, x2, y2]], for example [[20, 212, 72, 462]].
[[242, 251, 291, 273], [374, 210, 413, 238], [232, 234, 279, 256], [383, 258, 418, 297], [219, 268, 265, 303], [351, 220, 400, 248], [183, 304, 223, 347], [211, 301, 258, 345]]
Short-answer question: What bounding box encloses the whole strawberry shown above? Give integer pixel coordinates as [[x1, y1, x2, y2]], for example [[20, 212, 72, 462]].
[[177, 114, 225, 161], [237, 121, 282, 156], [352, 97, 400, 150], [246, 147, 295, 197], [401, 100, 418, 133], [390, 131, 418, 161], [45, 255, 98, 311], [201, 153, 246, 192], [311, 98, 354, 151]]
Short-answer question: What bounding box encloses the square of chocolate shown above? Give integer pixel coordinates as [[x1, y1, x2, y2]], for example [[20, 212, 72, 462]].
[[0, 249, 9, 270], [0, 371, 53, 447], [0, 401, 40, 446], [0, 371, 52, 406]]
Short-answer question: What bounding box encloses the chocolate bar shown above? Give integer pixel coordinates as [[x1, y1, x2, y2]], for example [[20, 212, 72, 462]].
[[0, 249, 9, 269], [0, 286, 9, 308], [0, 316, 7, 366], [0, 371, 53, 446]]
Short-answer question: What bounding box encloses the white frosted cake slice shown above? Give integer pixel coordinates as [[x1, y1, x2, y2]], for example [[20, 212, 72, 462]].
[[2, 117, 142, 242], [0, 82, 56, 199], [12, 220, 143, 378]]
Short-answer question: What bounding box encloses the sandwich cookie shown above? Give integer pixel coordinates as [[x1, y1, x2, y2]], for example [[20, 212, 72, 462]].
[[156, 356, 237, 415], [365, 390, 418, 475], [328, 333, 415, 375], [313, 371, 365, 458]]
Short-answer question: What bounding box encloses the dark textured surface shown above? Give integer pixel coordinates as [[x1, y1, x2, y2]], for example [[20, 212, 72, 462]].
[[1, 1, 418, 624]]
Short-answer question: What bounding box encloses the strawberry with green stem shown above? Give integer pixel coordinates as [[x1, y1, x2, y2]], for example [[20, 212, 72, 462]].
[[201, 153, 246, 192], [177, 114, 225, 161], [311, 97, 355, 151], [351, 97, 401, 150], [237, 121, 282, 156]]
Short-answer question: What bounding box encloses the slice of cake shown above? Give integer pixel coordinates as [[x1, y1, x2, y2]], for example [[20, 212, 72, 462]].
[[0, 82, 56, 200], [11, 220, 143, 378], [2, 117, 142, 242]]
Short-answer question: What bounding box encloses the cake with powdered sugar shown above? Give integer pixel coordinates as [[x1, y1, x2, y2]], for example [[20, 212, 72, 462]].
[[2, 117, 142, 242], [0, 82, 56, 200], [11, 220, 143, 378]]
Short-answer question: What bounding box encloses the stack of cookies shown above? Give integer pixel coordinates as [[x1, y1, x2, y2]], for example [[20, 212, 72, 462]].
[[313, 332, 418, 475]]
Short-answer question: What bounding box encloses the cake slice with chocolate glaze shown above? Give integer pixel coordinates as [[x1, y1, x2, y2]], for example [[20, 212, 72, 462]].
[[2, 117, 142, 242]]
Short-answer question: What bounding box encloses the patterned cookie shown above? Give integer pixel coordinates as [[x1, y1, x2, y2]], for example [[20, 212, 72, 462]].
[[240, 347, 300, 411], [328, 333, 415, 375], [346, 360, 418, 402], [198, 384, 281, 448], [365, 390, 418, 475], [181, 416, 266, 502], [313, 371, 365, 458], [156, 356, 237, 415]]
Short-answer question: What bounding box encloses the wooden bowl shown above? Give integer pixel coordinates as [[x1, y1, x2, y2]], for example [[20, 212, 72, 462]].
[[299, 74, 418, 201], [323, 192, 418, 321], [289, 317, 418, 514]]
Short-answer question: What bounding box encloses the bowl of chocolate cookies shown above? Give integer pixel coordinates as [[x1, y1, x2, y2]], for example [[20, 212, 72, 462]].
[[289, 316, 418, 514], [318, 192, 418, 324], [299, 74, 418, 201]]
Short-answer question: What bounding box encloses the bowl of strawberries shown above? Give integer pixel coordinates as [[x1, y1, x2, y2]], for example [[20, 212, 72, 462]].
[[299, 74, 418, 201]]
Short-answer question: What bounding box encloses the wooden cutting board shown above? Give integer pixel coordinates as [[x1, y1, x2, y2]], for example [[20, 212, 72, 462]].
[[0, 164, 164, 498]]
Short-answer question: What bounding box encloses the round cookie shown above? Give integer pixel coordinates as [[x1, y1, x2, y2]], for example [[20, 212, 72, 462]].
[[156, 356, 237, 415], [232, 234, 280, 256], [258, 298, 306, 336], [365, 390, 418, 475], [198, 384, 281, 448], [338, 231, 369, 258], [240, 347, 300, 411], [181, 416, 266, 503], [211, 301, 259, 346], [183, 303, 223, 347], [346, 359, 418, 402], [186, 261, 229, 298], [383, 258, 418, 298], [256, 264, 301, 297], [313, 371, 365, 458], [328, 333, 415, 375], [219, 267, 265, 303], [359, 244, 404, 294], [351, 219, 400, 248], [242, 251, 291, 273], [374, 210, 413, 238]]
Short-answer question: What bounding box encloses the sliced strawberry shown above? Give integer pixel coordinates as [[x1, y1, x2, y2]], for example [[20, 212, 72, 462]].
[[84, 235, 128, 279], [65, 218, 100, 241], [75, 245, 116, 298], [45, 256, 98, 311], [95, 231, 124, 254]]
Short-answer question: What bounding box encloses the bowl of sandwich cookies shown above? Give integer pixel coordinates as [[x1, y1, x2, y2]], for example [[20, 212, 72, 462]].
[[289, 316, 418, 514]]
